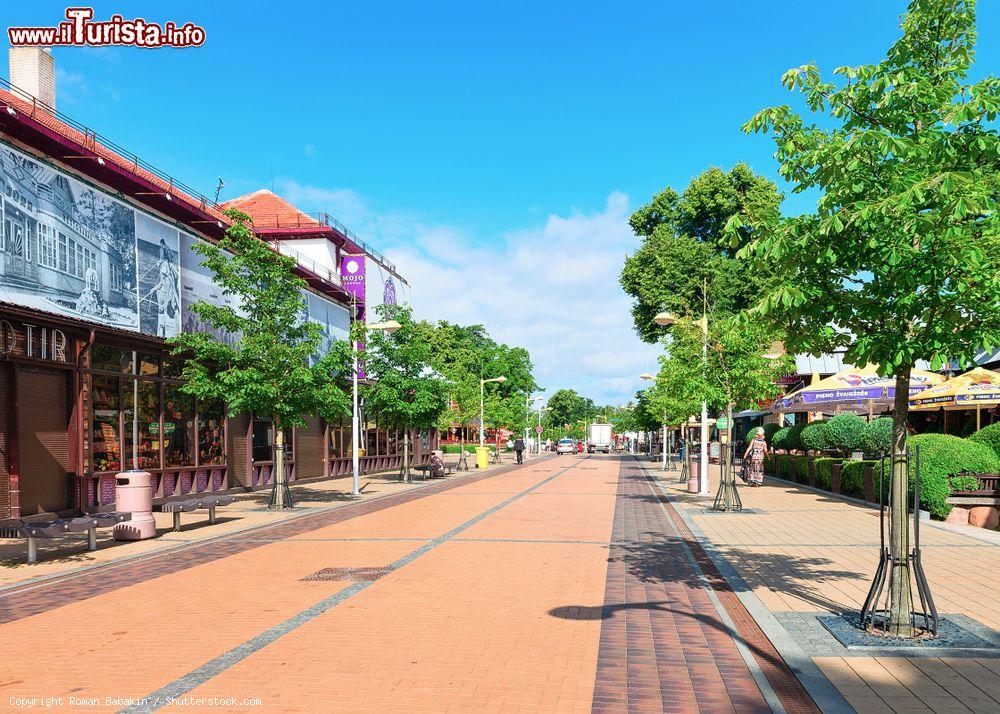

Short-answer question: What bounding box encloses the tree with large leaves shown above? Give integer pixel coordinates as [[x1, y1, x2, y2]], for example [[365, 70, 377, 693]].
[[168, 209, 352, 509], [621, 164, 782, 342], [731, 0, 1000, 635], [363, 305, 449, 482]]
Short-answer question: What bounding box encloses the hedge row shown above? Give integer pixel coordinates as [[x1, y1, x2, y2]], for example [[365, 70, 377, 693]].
[[763, 432, 1000, 519]]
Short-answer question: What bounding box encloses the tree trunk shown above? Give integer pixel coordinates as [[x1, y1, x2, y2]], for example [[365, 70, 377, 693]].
[[888, 367, 912, 636], [274, 424, 286, 509], [402, 428, 411, 483]]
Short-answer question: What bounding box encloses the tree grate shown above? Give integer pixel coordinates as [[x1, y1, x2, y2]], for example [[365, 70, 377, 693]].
[[301, 567, 391, 582]]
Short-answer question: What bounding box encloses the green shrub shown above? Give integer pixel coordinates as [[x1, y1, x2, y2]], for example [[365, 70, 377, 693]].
[[880, 434, 1000, 519], [441, 443, 474, 454], [786, 422, 807, 450], [949, 475, 981, 492], [772, 454, 792, 479], [825, 414, 866, 454], [763, 423, 781, 446], [840, 460, 877, 499], [813, 457, 841, 490], [795, 456, 810, 482], [970, 423, 1000, 460], [960, 420, 977, 438], [772, 427, 791, 450], [800, 420, 829, 452], [861, 417, 894, 459]]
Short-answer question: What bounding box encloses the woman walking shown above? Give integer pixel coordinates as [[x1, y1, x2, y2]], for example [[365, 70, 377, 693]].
[[743, 428, 768, 486]]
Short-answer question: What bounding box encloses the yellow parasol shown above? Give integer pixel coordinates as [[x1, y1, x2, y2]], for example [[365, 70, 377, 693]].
[[909, 367, 1000, 430]]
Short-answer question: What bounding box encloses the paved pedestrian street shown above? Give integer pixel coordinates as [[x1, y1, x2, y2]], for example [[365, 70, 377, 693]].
[[0, 455, 822, 713], [8, 454, 1000, 713]]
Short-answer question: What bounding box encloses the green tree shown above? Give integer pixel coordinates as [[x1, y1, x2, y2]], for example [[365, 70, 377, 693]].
[[621, 164, 782, 342], [732, 0, 1000, 635], [168, 209, 351, 509], [652, 315, 789, 449], [363, 305, 449, 481], [546, 389, 596, 437]]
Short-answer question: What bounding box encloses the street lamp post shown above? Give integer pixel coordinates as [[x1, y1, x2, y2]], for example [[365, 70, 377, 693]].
[[537, 405, 552, 453], [352, 319, 401, 496], [655, 297, 710, 496], [526, 394, 544, 454], [480, 375, 507, 448]]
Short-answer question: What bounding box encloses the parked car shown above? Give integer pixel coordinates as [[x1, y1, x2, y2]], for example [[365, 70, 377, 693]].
[[556, 438, 576, 455]]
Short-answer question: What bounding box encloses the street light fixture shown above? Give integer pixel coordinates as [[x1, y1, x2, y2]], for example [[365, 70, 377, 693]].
[[526, 394, 544, 453], [480, 375, 507, 447], [654, 293, 710, 496], [352, 320, 401, 496]]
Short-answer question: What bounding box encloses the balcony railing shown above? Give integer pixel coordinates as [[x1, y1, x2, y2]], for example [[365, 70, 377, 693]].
[[270, 240, 341, 287]]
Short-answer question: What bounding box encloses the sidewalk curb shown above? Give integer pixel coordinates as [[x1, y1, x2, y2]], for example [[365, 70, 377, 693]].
[[645, 467, 854, 714]]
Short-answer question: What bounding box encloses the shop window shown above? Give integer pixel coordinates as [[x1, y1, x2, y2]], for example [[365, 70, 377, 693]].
[[366, 424, 379, 455], [282, 428, 294, 461], [162, 357, 184, 379], [163, 385, 195, 467], [91, 344, 131, 373], [330, 419, 350, 459], [124, 379, 161, 471], [388, 427, 399, 454], [198, 399, 226, 465], [252, 418, 273, 462], [135, 352, 159, 377], [91, 374, 122, 473]]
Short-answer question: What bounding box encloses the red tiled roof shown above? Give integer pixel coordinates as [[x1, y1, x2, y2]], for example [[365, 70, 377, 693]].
[[0, 86, 228, 225], [222, 189, 329, 232]]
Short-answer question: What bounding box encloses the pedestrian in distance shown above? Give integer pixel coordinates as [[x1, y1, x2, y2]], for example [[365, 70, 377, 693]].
[[513, 436, 525, 464], [743, 427, 768, 486]]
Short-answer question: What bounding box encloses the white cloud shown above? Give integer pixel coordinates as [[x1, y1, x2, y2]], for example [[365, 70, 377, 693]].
[[276, 182, 661, 405]]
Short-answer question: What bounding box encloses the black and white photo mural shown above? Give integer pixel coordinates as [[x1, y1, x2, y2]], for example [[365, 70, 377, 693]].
[[136, 213, 180, 338], [179, 231, 242, 346], [0, 141, 140, 330]]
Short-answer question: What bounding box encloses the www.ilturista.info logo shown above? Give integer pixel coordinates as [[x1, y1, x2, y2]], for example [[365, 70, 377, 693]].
[[8, 8, 205, 48]]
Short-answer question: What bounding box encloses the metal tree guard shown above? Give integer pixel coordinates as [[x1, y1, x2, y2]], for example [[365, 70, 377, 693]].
[[860, 447, 938, 636], [712, 441, 742, 512], [268, 444, 295, 510]]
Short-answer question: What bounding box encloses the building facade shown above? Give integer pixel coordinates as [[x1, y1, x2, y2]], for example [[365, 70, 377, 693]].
[[0, 50, 431, 523]]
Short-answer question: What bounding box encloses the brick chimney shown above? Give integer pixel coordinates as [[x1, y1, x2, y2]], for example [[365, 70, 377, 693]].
[[8, 47, 56, 111]]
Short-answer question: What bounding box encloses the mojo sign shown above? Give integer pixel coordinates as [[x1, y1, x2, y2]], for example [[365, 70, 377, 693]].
[[0, 319, 70, 363]]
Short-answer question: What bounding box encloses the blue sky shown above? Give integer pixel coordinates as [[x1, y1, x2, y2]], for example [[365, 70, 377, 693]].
[[4, 2, 999, 404]]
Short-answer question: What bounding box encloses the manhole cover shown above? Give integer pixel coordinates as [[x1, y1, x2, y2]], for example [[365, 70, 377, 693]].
[[301, 567, 391, 582]]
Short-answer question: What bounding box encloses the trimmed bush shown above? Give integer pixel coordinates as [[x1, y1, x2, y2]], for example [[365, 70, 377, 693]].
[[814, 457, 841, 490], [772, 427, 791, 450], [786, 422, 807, 451], [970, 423, 1000, 460], [881, 434, 1000, 519], [795, 456, 810, 483], [825, 414, 866, 454], [840, 460, 878, 499], [949, 475, 981, 492], [773, 454, 793, 479], [861, 417, 894, 459], [763, 423, 781, 446], [800, 420, 829, 452], [441, 443, 474, 454]]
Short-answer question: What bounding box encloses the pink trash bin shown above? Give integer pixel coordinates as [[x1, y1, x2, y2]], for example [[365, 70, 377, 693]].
[[113, 470, 157, 540]]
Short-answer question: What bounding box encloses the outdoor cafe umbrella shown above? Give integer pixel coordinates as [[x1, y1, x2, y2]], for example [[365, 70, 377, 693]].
[[909, 367, 1000, 430], [771, 365, 945, 416]]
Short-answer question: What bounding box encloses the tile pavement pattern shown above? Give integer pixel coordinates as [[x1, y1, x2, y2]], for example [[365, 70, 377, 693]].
[[0, 464, 518, 625], [0, 455, 829, 712], [592, 458, 818, 713]]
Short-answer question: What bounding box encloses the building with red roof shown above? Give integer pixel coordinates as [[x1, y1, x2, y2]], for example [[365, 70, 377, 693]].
[[0, 49, 427, 525]]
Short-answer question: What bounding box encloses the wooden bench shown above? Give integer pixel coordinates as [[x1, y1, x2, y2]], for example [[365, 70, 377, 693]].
[[414, 462, 457, 479], [17, 512, 131, 564], [158, 495, 236, 532]]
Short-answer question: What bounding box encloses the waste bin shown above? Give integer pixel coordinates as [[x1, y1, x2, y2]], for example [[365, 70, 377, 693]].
[[475, 446, 490, 470], [113, 469, 157, 540]]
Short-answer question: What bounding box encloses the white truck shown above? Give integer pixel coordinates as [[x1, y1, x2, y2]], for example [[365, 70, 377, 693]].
[[586, 423, 613, 454]]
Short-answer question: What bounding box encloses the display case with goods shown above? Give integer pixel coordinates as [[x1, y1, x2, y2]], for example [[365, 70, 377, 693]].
[[91, 375, 122, 473]]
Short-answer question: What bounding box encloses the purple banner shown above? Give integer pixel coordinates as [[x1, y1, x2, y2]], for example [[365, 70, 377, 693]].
[[340, 254, 366, 304], [800, 387, 885, 403]]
